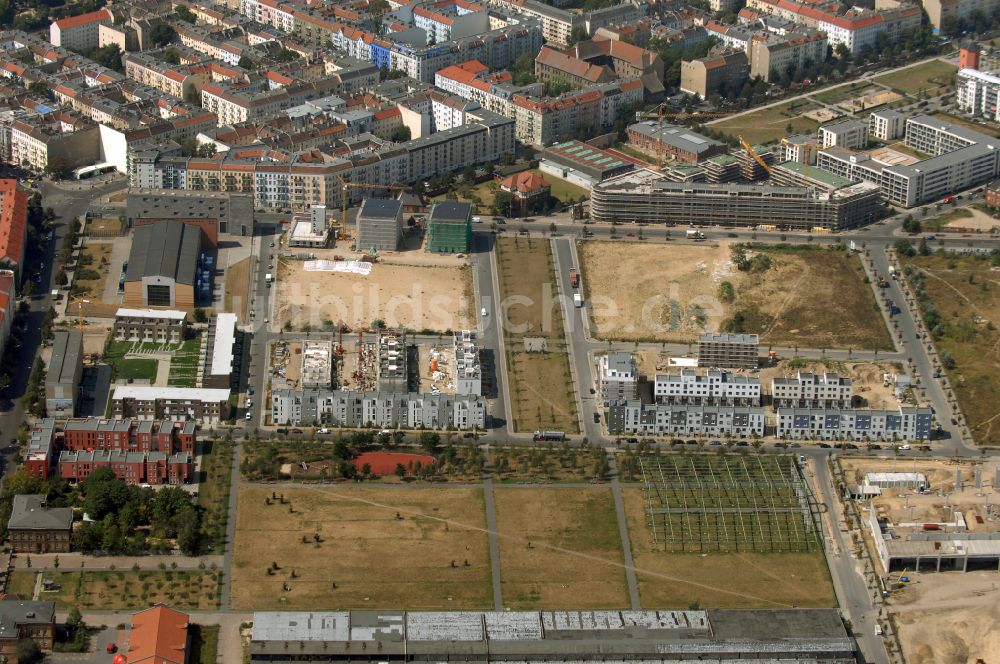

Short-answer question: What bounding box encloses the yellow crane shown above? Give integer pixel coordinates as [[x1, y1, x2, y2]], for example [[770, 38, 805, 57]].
[[739, 136, 772, 175]]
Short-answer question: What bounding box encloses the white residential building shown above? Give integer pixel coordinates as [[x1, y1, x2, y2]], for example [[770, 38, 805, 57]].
[[49, 8, 114, 51], [956, 68, 1000, 122], [598, 352, 638, 405], [608, 403, 766, 437], [868, 109, 906, 141], [772, 372, 853, 409], [777, 407, 933, 441], [654, 369, 761, 406], [819, 119, 870, 150]]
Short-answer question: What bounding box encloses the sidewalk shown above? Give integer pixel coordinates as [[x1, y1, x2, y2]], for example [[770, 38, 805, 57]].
[[11, 553, 223, 571]]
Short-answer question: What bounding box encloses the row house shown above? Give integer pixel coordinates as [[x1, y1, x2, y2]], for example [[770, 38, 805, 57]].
[[772, 372, 853, 409], [777, 407, 933, 441], [654, 370, 761, 407], [59, 450, 195, 485], [608, 402, 766, 438], [271, 388, 485, 429], [111, 386, 231, 424], [63, 418, 197, 454]]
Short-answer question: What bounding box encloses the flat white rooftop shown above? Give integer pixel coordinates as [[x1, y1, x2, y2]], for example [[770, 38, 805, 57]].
[[210, 313, 237, 377], [112, 386, 231, 401], [116, 308, 187, 321]]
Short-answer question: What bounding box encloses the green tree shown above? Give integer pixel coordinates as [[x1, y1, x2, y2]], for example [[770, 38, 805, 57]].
[[918, 236, 930, 256], [149, 23, 175, 47], [15, 639, 41, 664], [27, 80, 50, 96], [162, 48, 181, 65], [419, 431, 441, 452], [718, 281, 735, 303], [175, 5, 197, 23]]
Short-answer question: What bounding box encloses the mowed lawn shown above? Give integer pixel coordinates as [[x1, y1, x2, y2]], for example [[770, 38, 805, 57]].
[[622, 489, 836, 609], [904, 254, 1000, 445], [494, 488, 628, 609], [231, 487, 493, 610], [709, 100, 820, 145], [874, 60, 957, 96]]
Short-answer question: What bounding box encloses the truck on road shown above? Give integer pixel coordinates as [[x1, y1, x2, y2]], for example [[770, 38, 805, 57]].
[[569, 268, 579, 288], [266, 273, 274, 286], [574, 293, 583, 307], [888, 265, 896, 279], [686, 230, 705, 240]]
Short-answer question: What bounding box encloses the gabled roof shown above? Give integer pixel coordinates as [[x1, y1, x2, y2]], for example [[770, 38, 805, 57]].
[[53, 8, 113, 30], [129, 605, 190, 664]]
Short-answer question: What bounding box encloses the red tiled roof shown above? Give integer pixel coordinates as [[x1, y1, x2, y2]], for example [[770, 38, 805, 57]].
[[54, 8, 113, 31], [129, 605, 189, 664], [500, 171, 549, 194], [0, 179, 27, 267]]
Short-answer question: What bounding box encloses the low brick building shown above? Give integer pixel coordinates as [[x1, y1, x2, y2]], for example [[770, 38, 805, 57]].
[[0, 600, 56, 658], [6, 495, 72, 553], [63, 418, 196, 454], [114, 309, 188, 344], [987, 179, 1000, 209], [59, 450, 195, 486]]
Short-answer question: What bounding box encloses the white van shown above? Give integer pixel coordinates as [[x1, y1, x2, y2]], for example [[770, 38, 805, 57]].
[[481, 307, 488, 317]]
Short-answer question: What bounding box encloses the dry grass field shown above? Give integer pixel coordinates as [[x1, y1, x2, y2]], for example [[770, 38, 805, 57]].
[[507, 350, 579, 434], [224, 257, 250, 324], [231, 487, 492, 610], [621, 488, 836, 608], [708, 100, 821, 145], [904, 253, 1000, 445], [5, 571, 37, 599], [277, 249, 472, 332], [494, 488, 629, 609], [496, 236, 563, 339], [581, 242, 891, 349], [873, 60, 958, 97]]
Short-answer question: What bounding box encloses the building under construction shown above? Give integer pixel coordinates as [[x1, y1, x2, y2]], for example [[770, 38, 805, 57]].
[[378, 331, 409, 393], [301, 340, 334, 389], [452, 330, 482, 396], [426, 201, 472, 253]]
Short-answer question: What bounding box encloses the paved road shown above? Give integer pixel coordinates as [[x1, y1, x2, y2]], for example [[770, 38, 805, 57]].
[[812, 458, 889, 664], [606, 452, 640, 610]]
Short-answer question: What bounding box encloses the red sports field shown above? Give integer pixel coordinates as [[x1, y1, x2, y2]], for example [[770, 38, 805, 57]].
[[354, 451, 437, 476]]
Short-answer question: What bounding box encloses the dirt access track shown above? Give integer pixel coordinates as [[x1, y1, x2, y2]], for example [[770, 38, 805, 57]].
[[580, 241, 891, 349], [277, 246, 473, 332]]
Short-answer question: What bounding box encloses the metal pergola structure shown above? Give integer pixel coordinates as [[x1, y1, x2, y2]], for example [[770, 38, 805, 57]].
[[639, 455, 823, 553]]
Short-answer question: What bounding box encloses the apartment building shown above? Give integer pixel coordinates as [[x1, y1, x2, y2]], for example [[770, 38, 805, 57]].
[[777, 406, 933, 441], [626, 122, 727, 164], [511, 79, 643, 147], [0, 180, 27, 281], [772, 372, 853, 408], [24, 420, 55, 481], [45, 331, 83, 419], [956, 68, 1000, 122], [413, 0, 490, 44], [123, 52, 206, 100], [271, 389, 486, 429], [749, 30, 828, 82], [591, 169, 883, 229], [922, 0, 1000, 32], [10, 112, 100, 173], [819, 118, 870, 150], [597, 352, 638, 406], [880, 114, 1000, 207], [452, 330, 482, 396], [654, 369, 761, 406], [680, 51, 748, 98], [869, 109, 906, 141], [59, 450, 195, 485], [698, 333, 759, 370], [63, 418, 197, 454], [49, 8, 114, 51], [113, 308, 188, 344], [534, 46, 615, 89], [435, 60, 543, 118], [608, 402, 766, 437], [356, 198, 404, 252], [488, 0, 581, 46], [111, 386, 231, 423]]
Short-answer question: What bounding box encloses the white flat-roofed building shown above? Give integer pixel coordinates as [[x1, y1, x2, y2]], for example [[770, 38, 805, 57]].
[[957, 67, 1000, 122], [452, 330, 481, 396], [772, 372, 853, 409], [654, 369, 761, 406], [113, 308, 187, 344], [863, 472, 928, 489], [819, 119, 870, 150], [112, 386, 231, 423], [203, 313, 237, 389], [598, 352, 638, 406], [869, 109, 906, 141]]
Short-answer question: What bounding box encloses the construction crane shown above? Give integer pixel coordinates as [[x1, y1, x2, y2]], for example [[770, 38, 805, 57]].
[[739, 136, 772, 175], [634, 107, 733, 167], [333, 174, 412, 240]]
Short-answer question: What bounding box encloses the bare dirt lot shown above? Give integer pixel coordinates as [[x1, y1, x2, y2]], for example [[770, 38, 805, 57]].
[[890, 571, 1000, 664], [277, 247, 473, 333], [231, 487, 492, 610], [581, 242, 892, 349], [494, 488, 629, 609], [762, 358, 914, 407], [622, 488, 836, 608]]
